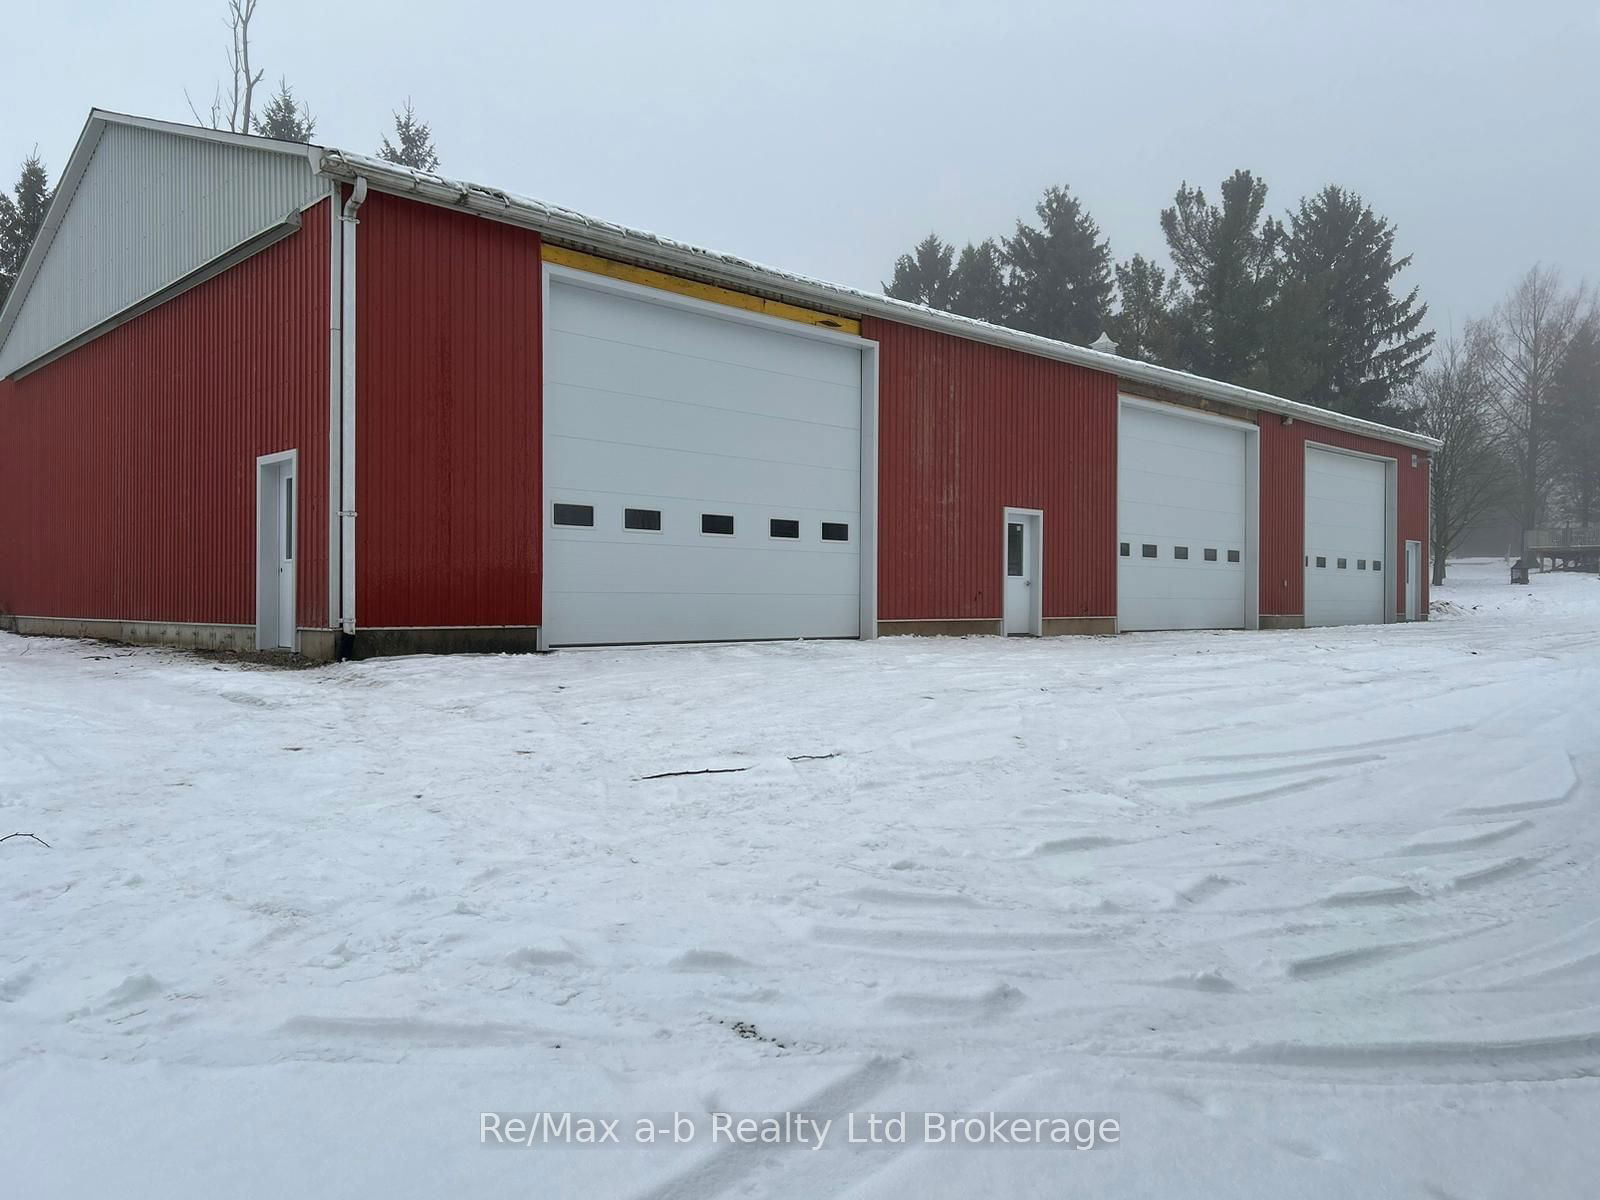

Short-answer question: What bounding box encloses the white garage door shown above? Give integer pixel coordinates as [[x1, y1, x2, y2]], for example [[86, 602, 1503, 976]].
[[543, 274, 862, 646], [1304, 447, 1388, 627], [1118, 403, 1250, 631]]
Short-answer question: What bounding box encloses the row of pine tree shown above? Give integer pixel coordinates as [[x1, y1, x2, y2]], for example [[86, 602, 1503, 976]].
[[883, 172, 1434, 427]]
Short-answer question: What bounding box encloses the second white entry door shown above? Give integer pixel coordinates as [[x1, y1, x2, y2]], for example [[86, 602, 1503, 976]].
[[1003, 511, 1041, 635]]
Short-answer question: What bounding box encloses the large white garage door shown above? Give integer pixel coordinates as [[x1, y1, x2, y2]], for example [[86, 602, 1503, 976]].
[[1118, 403, 1250, 632], [1304, 447, 1388, 627], [543, 275, 862, 646]]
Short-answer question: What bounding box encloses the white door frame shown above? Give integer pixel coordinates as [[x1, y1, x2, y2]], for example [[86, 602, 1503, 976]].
[[1002, 507, 1044, 636], [1117, 396, 1260, 632], [1304, 440, 1398, 624], [1405, 539, 1422, 621], [538, 262, 880, 649], [256, 449, 299, 651]]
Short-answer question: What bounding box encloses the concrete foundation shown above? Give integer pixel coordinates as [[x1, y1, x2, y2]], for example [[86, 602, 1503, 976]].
[[878, 619, 1004, 637], [1259, 614, 1306, 630], [347, 627, 544, 659], [2, 614, 341, 661], [1042, 616, 1117, 636], [879, 616, 1117, 637]]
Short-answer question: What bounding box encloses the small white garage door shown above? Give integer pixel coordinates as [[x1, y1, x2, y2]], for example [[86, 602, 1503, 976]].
[[543, 274, 863, 646], [1304, 447, 1388, 627], [1118, 403, 1250, 632]]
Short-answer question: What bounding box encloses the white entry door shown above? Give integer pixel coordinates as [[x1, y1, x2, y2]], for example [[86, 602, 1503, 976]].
[[276, 468, 296, 648], [1118, 402, 1251, 631], [544, 271, 864, 646], [1304, 447, 1389, 627], [1405, 540, 1422, 621], [256, 451, 298, 651], [1003, 510, 1041, 635]]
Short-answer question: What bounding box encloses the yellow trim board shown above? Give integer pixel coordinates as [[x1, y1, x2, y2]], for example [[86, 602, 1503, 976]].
[[542, 244, 861, 335]]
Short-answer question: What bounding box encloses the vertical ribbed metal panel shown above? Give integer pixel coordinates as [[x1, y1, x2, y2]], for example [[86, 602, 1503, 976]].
[[866, 318, 1118, 621], [1258, 415, 1430, 617], [0, 121, 327, 376], [356, 191, 541, 628], [0, 203, 331, 623]]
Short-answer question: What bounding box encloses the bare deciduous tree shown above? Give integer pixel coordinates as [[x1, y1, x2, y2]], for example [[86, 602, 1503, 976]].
[[1549, 315, 1600, 528], [186, 0, 265, 134], [1413, 336, 1508, 584], [1475, 266, 1593, 550]]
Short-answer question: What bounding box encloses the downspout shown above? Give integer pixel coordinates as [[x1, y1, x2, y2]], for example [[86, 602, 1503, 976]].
[[338, 177, 368, 638]]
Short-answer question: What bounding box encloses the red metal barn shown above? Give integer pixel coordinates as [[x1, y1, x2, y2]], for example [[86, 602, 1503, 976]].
[[0, 112, 1434, 659]]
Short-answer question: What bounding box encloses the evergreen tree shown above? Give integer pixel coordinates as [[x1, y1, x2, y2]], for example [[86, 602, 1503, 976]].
[[1002, 185, 1113, 345], [252, 78, 316, 142], [1550, 318, 1600, 526], [1255, 273, 1327, 404], [1160, 170, 1282, 383], [883, 234, 954, 309], [1269, 186, 1433, 421], [948, 239, 1008, 324], [0, 153, 53, 308], [378, 100, 441, 172], [1107, 254, 1180, 364]]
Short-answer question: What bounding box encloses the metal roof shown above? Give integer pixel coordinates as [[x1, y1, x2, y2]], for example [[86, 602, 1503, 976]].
[[313, 146, 1439, 451], [2, 110, 1440, 452]]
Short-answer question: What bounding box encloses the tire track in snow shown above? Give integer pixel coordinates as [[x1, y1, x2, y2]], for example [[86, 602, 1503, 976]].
[[811, 925, 1106, 953], [1139, 754, 1384, 789], [626, 1057, 902, 1200], [1398, 820, 1532, 855], [1212, 1030, 1600, 1079], [1189, 724, 1474, 763], [1192, 775, 1339, 811]]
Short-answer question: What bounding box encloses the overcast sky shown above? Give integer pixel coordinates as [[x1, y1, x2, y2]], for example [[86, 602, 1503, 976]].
[[5, 1, 1596, 328]]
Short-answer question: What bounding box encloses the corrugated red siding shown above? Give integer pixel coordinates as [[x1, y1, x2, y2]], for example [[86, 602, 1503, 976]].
[[1258, 415, 1430, 617], [867, 318, 1118, 621], [356, 191, 541, 628], [0, 202, 330, 625]]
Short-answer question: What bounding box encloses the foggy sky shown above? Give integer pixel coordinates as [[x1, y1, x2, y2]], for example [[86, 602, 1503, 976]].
[[6, 0, 1596, 332]]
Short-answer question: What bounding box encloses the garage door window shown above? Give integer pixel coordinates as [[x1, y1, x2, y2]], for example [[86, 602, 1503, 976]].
[[1228, 550, 1241, 563], [701, 514, 735, 536], [554, 503, 595, 527], [1205, 548, 1218, 562], [1174, 546, 1189, 560], [821, 522, 850, 542], [1142, 544, 1157, 558], [624, 508, 662, 532], [770, 518, 800, 539]]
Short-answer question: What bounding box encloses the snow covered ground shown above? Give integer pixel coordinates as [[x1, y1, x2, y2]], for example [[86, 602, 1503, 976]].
[[4, 558, 1599, 1198]]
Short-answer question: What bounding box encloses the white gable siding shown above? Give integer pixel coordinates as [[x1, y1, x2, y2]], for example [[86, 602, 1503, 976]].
[[0, 120, 328, 376]]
